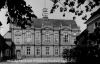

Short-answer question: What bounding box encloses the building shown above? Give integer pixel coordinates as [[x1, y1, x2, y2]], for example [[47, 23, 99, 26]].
[[0, 34, 6, 61], [3, 31, 15, 60], [0, 33, 15, 61], [4, 8, 80, 59], [84, 8, 100, 33]]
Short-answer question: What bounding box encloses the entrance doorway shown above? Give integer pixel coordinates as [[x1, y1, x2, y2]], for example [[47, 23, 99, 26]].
[[16, 50, 21, 59]]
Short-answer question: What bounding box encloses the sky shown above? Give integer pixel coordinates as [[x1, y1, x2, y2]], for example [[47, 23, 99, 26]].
[[0, 0, 99, 36]]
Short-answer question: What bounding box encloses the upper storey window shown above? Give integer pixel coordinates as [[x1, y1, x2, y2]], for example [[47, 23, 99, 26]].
[[35, 32, 40, 42], [25, 31, 32, 43], [45, 31, 51, 43], [25, 31, 31, 38], [63, 32, 69, 43], [54, 33, 59, 43], [15, 31, 22, 44]]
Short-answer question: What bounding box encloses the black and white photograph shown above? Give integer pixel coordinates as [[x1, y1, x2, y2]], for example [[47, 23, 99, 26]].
[[0, 0, 100, 64]]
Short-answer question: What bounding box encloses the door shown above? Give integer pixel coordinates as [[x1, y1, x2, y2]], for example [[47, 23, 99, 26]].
[[16, 50, 21, 59]]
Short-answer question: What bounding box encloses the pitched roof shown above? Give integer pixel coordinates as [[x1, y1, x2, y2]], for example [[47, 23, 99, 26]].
[[3, 31, 11, 39], [84, 8, 100, 24], [30, 18, 79, 29], [5, 18, 79, 39]]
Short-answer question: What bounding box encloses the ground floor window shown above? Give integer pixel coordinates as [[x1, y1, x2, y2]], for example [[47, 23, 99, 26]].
[[55, 47, 59, 55], [36, 47, 40, 55], [63, 47, 66, 52], [27, 47, 30, 55], [46, 47, 49, 55]]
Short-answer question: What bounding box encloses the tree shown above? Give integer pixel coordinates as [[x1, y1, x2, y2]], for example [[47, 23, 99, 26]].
[[63, 27, 100, 64], [0, 21, 2, 26], [0, 0, 37, 29], [50, 0, 100, 20]]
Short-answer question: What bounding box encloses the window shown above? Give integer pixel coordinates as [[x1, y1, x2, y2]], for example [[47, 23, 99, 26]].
[[36, 47, 40, 55], [54, 33, 59, 43], [25, 31, 31, 38], [46, 47, 49, 55], [63, 33, 69, 43], [63, 47, 66, 52], [73, 37, 76, 41], [25, 31, 32, 43], [27, 47, 30, 55], [45, 32, 51, 43], [35, 32, 40, 42], [5, 49, 9, 56], [15, 31, 21, 44], [55, 47, 59, 55], [16, 38, 20, 44]]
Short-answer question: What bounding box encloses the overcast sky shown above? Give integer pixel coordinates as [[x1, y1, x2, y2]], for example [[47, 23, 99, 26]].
[[0, 0, 99, 36]]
